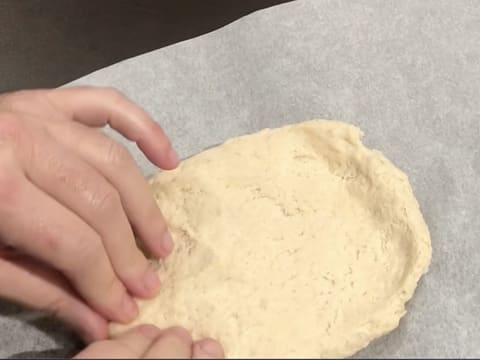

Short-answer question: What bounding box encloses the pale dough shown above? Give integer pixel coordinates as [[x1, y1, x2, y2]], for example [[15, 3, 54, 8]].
[[111, 120, 432, 358]]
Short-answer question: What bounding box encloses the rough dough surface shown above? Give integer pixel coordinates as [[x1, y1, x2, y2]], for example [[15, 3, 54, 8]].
[[112, 120, 432, 358]]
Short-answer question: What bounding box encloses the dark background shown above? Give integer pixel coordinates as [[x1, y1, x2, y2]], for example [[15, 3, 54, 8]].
[[0, 0, 292, 93]]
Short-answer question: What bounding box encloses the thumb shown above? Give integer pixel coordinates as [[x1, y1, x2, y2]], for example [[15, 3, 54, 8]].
[[74, 325, 162, 358]]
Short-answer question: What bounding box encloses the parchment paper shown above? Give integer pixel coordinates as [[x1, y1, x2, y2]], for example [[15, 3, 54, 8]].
[[1, 0, 479, 357]]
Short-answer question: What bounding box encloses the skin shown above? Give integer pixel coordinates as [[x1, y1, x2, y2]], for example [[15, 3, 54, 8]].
[[0, 87, 180, 342], [75, 325, 224, 359]]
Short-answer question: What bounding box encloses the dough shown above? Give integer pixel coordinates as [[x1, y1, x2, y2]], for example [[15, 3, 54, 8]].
[[111, 120, 432, 358]]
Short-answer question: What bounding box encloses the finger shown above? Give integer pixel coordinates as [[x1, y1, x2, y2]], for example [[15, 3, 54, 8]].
[[0, 143, 137, 323], [0, 255, 107, 343], [47, 121, 173, 258], [15, 121, 160, 298], [45, 87, 179, 170], [143, 327, 193, 359], [192, 339, 225, 359], [74, 325, 162, 358]]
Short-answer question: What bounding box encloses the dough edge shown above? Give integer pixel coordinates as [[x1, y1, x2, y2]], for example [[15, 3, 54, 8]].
[[110, 119, 432, 358]]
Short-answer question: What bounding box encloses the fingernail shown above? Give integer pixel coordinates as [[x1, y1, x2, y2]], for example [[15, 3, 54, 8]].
[[137, 324, 162, 339], [122, 294, 138, 320], [197, 340, 224, 358], [144, 266, 160, 294], [79, 314, 108, 344], [161, 232, 174, 254], [168, 327, 192, 344], [168, 147, 179, 165]]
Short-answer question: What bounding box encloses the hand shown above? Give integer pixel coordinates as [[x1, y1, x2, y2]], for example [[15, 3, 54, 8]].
[[0, 87, 179, 342], [74, 325, 224, 359]]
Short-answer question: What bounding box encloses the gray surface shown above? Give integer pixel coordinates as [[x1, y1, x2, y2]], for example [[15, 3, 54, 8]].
[[1, 0, 479, 357]]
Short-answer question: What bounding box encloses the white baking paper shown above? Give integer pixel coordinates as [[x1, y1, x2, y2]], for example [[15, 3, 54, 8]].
[[1, 0, 479, 357]]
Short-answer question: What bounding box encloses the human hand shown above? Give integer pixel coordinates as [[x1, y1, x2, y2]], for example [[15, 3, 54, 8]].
[[74, 325, 224, 359], [0, 87, 179, 342]]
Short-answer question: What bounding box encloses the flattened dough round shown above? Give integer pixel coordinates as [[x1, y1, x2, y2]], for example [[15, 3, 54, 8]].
[[112, 120, 431, 358]]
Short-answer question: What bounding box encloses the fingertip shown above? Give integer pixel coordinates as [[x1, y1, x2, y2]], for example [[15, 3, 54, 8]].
[[166, 147, 179, 168], [122, 259, 161, 300], [98, 324, 161, 358], [135, 324, 163, 340], [164, 326, 193, 345], [47, 86, 180, 170], [78, 313, 109, 344], [105, 281, 138, 323], [142, 265, 161, 296], [117, 245, 160, 299], [193, 338, 225, 359], [161, 232, 174, 256], [143, 229, 174, 260], [138, 139, 179, 171], [143, 326, 193, 358], [102, 287, 138, 324], [120, 292, 139, 321]]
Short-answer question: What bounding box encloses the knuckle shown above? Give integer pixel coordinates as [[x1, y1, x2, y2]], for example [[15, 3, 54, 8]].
[[43, 294, 70, 317], [104, 140, 131, 169], [39, 232, 62, 254], [65, 231, 104, 277], [33, 222, 70, 259], [103, 269, 121, 296], [91, 186, 122, 214], [124, 243, 147, 273], [0, 113, 25, 143], [0, 91, 37, 111], [0, 260, 9, 283], [0, 142, 16, 165], [0, 145, 21, 205], [0, 92, 22, 108], [0, 113, 34, 164], [100, 87, 125, 102]]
